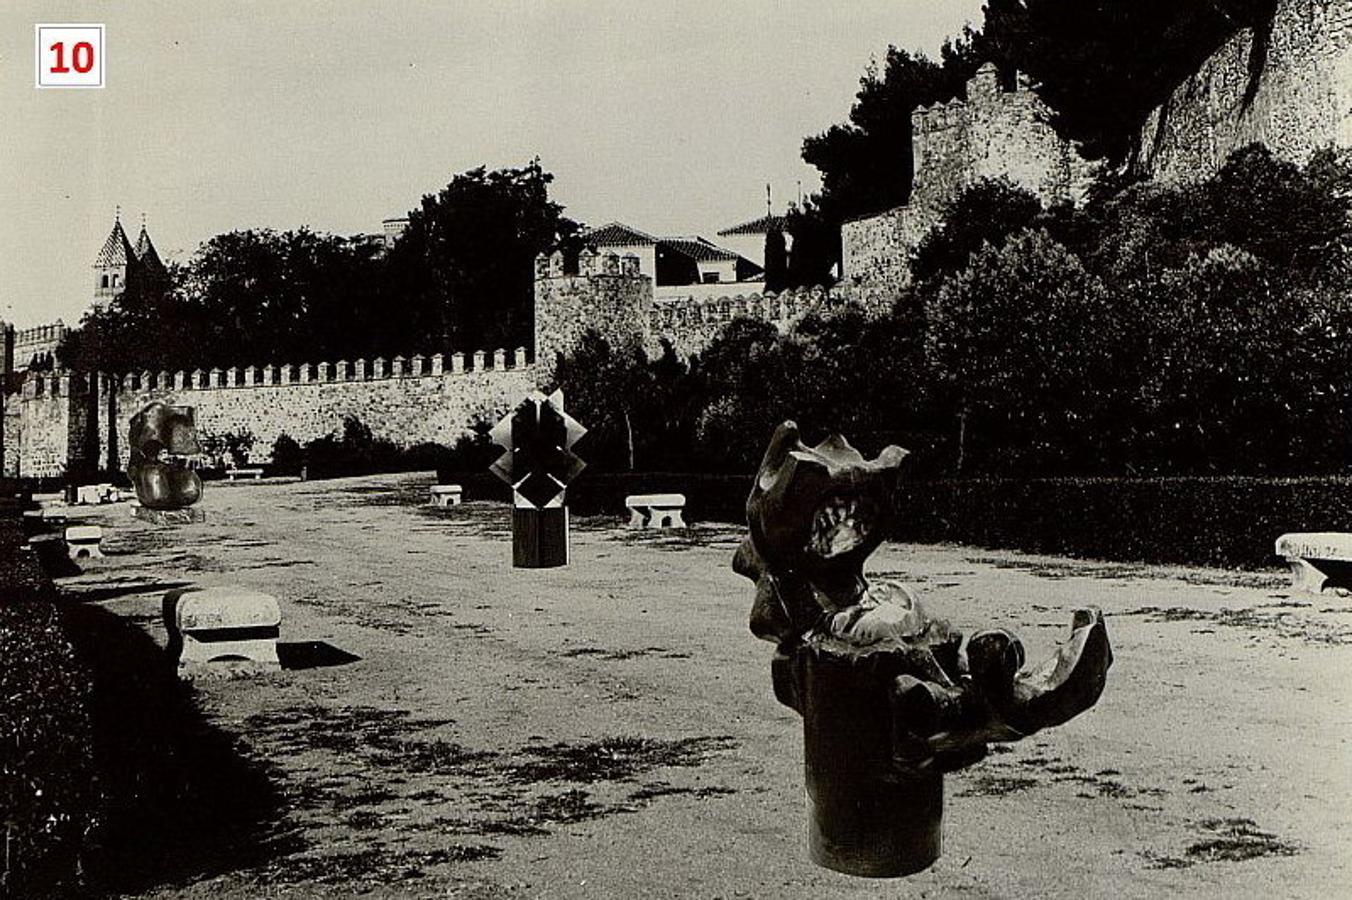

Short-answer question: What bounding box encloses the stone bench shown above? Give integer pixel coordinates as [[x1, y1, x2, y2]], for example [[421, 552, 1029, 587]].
[[75, 483, 123, 505], [64, 525, 104, 560], [225, 468, 264, 481], [430, 484, 463, 507], [23, 509, 67, 536], [165, 586, 282, 674], [625, 493, 687, 529], [1275, 533, 1352, 594]]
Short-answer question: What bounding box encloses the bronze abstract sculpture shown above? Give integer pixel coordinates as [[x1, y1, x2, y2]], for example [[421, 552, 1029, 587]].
[[128, 401, 205, 523], [734, 421, 1112, 877]]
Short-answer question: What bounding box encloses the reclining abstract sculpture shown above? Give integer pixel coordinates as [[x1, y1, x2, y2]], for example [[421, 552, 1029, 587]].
[[128, 401, 206, 524], [734, 421, 1112, 877]]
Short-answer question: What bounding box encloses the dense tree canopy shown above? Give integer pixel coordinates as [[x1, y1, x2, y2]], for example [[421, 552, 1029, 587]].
[[553, 147, 1352, 479], [802, 37, 982, 223], [384, 160, 580, 353], [797, 0, 1282, 276], [60, 162, 578, 373], [980, 0, 1279, 164]]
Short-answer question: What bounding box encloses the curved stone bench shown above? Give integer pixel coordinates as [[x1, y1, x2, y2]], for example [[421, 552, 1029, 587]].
[[625, 493, 687, 529], [164, 586, 282, 674], [64, 525, 104, 560], [1275, 532, 1352, 594], [430, 484, 463, 507]]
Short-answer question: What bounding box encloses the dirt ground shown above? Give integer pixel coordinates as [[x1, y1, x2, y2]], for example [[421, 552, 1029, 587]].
[[53, 471, 1352, 899]]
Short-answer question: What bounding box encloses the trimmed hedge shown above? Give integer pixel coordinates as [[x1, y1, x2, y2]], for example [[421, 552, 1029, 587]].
[[893, 476, 1352, 569], [0, 500, 98, 897], [444, 470, 1342, 570], [439, 471, 753, 522]]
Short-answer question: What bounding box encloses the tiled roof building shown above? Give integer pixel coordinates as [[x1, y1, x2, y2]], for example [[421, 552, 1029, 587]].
[[579, 221, 759, 288]]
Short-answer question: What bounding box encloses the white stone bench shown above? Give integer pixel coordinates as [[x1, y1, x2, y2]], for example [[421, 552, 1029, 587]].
[[225, 468, 264, 481], [430, 484, 463, 507], [625, 493, 687, 529], [1275, 532, 1352, 594], [24, 509, 66, 532], [75, 483, 123, 505], [64, 525, 104, 560], [166, 586, 282, 674]]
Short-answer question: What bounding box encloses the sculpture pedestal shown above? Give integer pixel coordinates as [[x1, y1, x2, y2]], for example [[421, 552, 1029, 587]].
[[790, 641, 944, 877], [133, 505, 206, 525], [513, 506, 567, 568]]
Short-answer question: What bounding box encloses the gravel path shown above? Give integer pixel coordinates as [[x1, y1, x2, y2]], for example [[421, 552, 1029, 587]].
[[55, 472, 1352, 899]]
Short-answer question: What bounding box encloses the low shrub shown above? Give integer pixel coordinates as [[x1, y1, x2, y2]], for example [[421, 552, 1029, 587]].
[[0, 502, 98, 897], [893, 476, 1352, 569]]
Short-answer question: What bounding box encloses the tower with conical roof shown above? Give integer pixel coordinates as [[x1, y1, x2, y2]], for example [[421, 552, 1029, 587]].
[[132, 214, 164, 273], [93, 209, 135, 300]]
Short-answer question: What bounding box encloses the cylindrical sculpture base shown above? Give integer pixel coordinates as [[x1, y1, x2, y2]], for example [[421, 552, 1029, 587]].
[[513, 506, 568, 568], [798, 642, 944, 877]]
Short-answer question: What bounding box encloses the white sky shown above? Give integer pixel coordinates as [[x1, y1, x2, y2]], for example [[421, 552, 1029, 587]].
[[0, 0, 983, 327]]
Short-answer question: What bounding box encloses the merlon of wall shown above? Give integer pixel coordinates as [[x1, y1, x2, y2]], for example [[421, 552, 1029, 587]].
[[108, 347, 532, 393]]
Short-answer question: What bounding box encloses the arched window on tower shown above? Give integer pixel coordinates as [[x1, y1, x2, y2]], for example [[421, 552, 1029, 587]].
[[101, 274, 109, 289]]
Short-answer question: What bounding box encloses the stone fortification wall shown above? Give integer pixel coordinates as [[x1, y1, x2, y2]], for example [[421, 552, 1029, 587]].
[[12, 372, 73, 478], [1139, 0, 1352, 184], [648, 285, 832, 357], [534, 268, 651, 384], [842, 63, 1093, 290], [12, 349, 537, 478], [534, 263, 844, 365], [2, 391, 18, 477], [840, 207, 938, 298], [9, 321, 68, 371]]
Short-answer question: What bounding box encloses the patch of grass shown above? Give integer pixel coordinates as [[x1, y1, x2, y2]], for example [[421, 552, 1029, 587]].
[[502, 735, 737, 785], [1144, 817, 1299, 869], [628, 782, 738, 802], [1187, 818, 1300, 863], [260, 845, 502, 886], [1121, 605, 1352, 645], [559, 646, 674, 661], [957, 773, 1039, 796]]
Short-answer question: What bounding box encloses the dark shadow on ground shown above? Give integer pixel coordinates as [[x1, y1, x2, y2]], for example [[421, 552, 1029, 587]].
[[278, 640, 362, 670], [64, 579, 194, 605], [58, 601, 300, 894], [29, 535, 83, 578]]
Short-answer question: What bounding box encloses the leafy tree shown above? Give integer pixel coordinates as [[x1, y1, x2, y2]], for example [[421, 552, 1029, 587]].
[[384, 160, 580, 354], [925, 229, 1117, 474], [763, 227, 788, 293], [980, 0, 1277, 164], [802, 38, 984, 222], [911, 177, 1044, 283], [783, 201, 840, 288], [177, 228, 388, 366], [551, 330, 653, 472]]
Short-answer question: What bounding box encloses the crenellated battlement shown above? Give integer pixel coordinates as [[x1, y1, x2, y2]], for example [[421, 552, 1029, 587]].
[[910, 63, 1038, 136], [649, 286, 829, 330], [535, 249, 644, 280], [16, 346, 533, 399], [12, 321, 68, 346], [104, 346, 532, 395]]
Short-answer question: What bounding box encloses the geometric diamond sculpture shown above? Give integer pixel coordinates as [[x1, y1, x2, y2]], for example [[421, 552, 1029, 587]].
[[489, 390, 587, 567]]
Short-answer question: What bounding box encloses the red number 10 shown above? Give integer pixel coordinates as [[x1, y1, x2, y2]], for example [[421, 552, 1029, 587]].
[[50, 41, 95, 74]]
